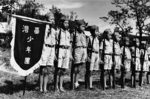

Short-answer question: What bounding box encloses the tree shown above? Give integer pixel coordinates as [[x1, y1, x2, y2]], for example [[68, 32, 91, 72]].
[[100, 0, 150, 86], [100, 4, 132, 34], [113, 0, 150, 38], [15, 0, 44, 19]]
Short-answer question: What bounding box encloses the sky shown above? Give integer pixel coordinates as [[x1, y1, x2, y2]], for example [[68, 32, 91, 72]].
[[18, 0, 145, 34], [18, 0, 118, 32]]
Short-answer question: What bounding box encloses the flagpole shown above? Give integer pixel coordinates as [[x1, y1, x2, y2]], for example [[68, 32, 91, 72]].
[[121, 30, 126, 88], [101, 35, 105, 90], [23, 76, 27, 95], [112, 31, 115, 89], [70, 20, 76, 90]]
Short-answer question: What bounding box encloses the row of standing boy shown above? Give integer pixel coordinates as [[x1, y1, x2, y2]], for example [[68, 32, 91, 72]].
[[39, 12, 150, 93]]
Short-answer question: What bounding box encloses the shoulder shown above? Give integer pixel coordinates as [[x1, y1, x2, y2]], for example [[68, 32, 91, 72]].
[[110, 39, 113, 43], [84, 31, 91, 37], [51, 28, 56, 32], [87, 36, 92, 41]]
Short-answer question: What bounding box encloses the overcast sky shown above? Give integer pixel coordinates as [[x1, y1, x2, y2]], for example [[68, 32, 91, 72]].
[[19, 0, 150, 34], [19, 0, 117, 32]]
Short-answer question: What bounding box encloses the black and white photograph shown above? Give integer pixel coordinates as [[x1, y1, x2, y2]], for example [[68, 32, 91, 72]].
[[0, 0, 150, 99]]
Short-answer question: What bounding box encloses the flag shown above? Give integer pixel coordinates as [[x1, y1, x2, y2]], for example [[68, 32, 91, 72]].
[[10, 15, 48, 76]]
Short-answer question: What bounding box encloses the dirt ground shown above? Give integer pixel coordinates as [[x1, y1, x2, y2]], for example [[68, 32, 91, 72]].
[[0, 48, 150, 99]]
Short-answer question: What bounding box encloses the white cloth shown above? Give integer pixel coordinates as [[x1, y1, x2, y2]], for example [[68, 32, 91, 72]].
[[114, 42, 122, 69], [100, 39, 113, 54], [121, 46, 132, 71], [41, 27, 56, 66], [57, 29, 71, 69], [90, 53, 99, 71]]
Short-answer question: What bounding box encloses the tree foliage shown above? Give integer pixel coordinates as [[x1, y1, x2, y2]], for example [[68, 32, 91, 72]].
[[100, 0, 150, 36], [15, 0, 45, 19]]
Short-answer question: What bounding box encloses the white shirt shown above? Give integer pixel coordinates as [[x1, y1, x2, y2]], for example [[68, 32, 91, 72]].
[[57, 29, 71, 47], [100, 39, 113, 54]]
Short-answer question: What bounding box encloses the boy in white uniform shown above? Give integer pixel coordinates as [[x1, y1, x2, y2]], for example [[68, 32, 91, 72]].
[[55, 15, 72, 92], [72, 20, 88, 88], [113, 31, 122, 71], [141, 42, 149, 85], [131, 38, 141, 87], [40, 12, 56, 93], [100, 29, 113, 88], [87, 25, 101, 89], [121, 37, 132, 88]]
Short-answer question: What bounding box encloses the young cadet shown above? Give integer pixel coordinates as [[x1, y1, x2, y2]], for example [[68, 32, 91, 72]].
[[147, 47, 150, 84], [131, 38, 141, 87], [141, 41, 149, 85], [87, 25, 101, 90], [111, 31, 122, 88], [121, 37, 132, 88], [100, 29, 113, 88], [39, 12, 56, 93], [55, 15, 72, 92], [113, 31, 122, 70], [72, 20, 88, 88]]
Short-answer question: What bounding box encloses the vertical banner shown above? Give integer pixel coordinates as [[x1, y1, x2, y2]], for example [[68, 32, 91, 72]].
[[10, 15, 47, 76]]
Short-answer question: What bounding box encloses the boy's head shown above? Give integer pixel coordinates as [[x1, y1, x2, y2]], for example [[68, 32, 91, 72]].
[[134, 38, 140, 47], [90, 25, 99, 37], [60, 15, 69, 30], [45, 12, 55, 24], [1, 6, 11, 21], [76, 20, 87, 32], [113, 31, 121, 42], [141, 41, 147, 49], [103, 28, 112, 40], [124, 36, 130, 46]]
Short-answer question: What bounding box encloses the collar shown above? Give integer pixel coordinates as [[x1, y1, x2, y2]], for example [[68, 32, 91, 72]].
[[61, 28, 68, 33]]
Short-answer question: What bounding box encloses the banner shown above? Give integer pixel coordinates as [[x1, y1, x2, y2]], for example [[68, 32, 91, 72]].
[[10, 15, 48, 76]]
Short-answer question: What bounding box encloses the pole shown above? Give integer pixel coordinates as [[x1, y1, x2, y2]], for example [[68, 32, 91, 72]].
[[101, 37, 105, 90], [112, 32, 115, 89], [54, 22, 62, 91], [121, 31, 126, 88], [70, 20, 76, 90], [133, 34, 138, 88], [86, 33, 95, 89], [23, 76, 27, 96]]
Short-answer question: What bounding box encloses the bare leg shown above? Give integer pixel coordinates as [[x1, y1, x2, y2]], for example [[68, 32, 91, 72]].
[[131, 75, 134, 87], [40, 74, 44, 92], [74, 66, 80, 88], [142, 72, 146, 85], [104, 71, 107, 88], [110, 75, 113, 87], [89, 71, 93, 88], [147, 72, 150, 84], [43, 74, 48, 92], [59, 74, 65, 92]]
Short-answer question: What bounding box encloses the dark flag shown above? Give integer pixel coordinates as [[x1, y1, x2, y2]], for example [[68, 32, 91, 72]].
[[10, 15, 48, 76]]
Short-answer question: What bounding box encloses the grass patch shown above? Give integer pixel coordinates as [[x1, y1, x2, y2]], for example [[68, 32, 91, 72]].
[[0, 48, 150, 99]]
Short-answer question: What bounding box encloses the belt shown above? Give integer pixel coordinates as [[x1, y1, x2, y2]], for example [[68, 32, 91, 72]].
[[59, 45, 70, 49], [125, 59, 131, 61], [45, 44, 55, 47], [132, 56, 140, 58], [76, 46, 87, 48], [92, 51, 99, 54], [103, 53, 112, 55], [114, 54, 121, 56]]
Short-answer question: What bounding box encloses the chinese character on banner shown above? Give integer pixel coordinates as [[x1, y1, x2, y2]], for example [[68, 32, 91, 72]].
[[34, 27, 40, 34], [26, 46, 31, 53], [24, 57, 30, 64], [22, 25, 29, 33], [27, 36, 34, 43]]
